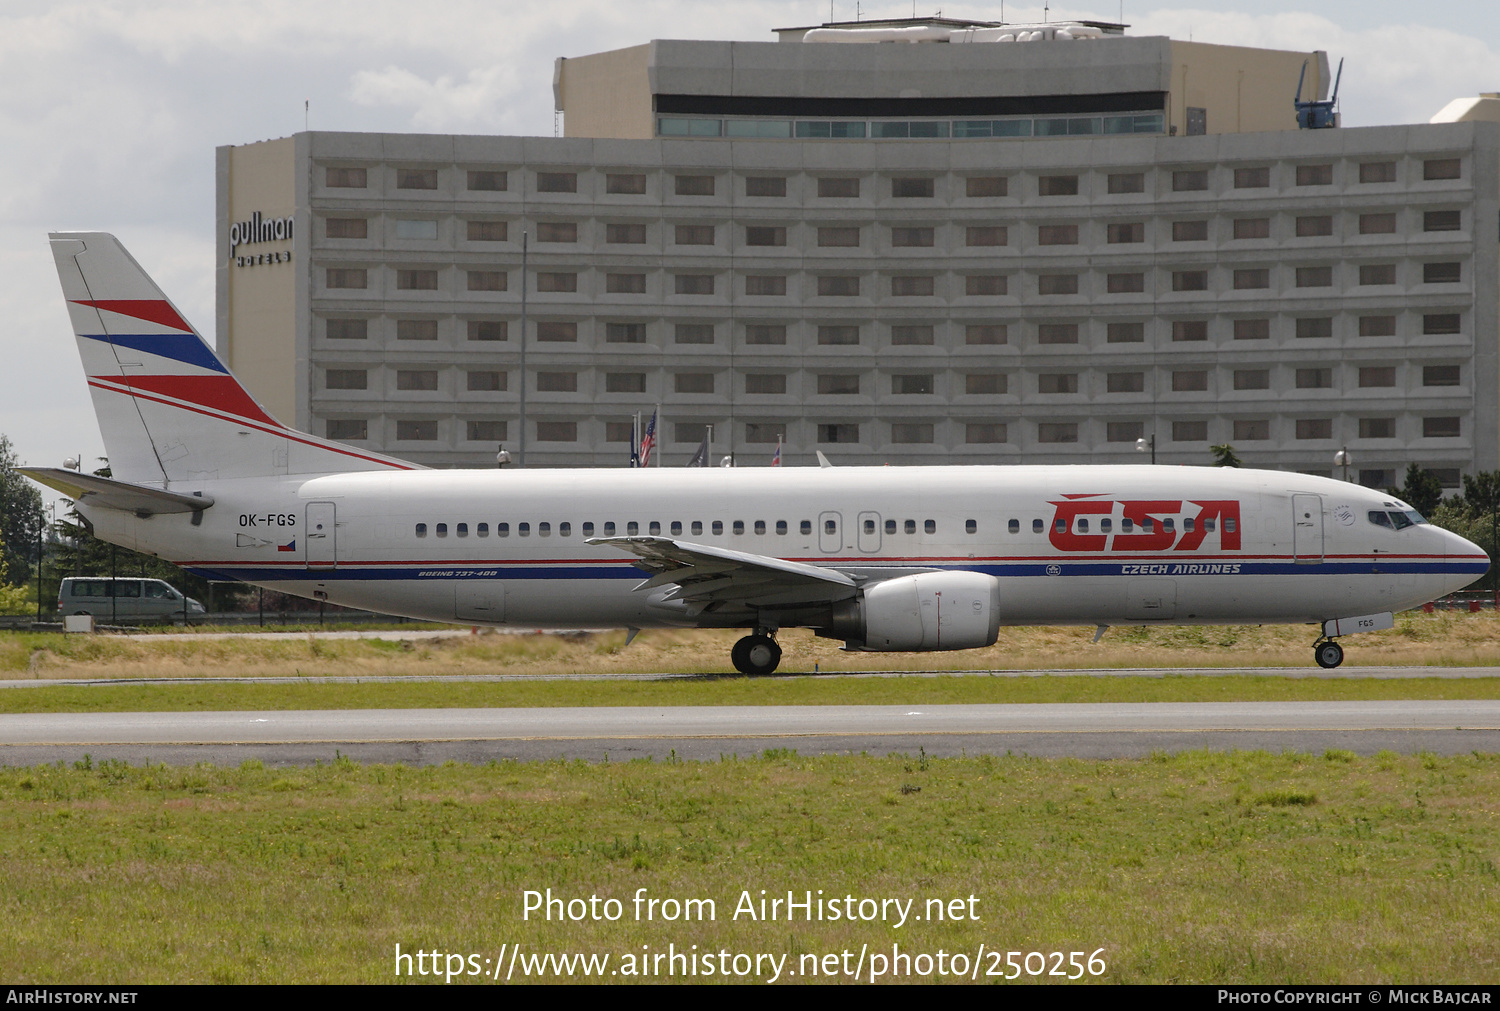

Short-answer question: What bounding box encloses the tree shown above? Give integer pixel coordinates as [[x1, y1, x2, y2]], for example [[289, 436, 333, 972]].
[[1209, 444, 1241, 468], [0, 435, 43, 589], [1393, 463, 1443, 517]]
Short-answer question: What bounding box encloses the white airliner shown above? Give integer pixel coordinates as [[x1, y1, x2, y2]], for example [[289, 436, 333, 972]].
[[23, 233, 1490, 674]]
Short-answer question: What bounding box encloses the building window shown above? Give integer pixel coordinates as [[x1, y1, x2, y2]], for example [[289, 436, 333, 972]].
[[675, 174, 714, 196], [1233, 319, 1270, 340], [467, 170, 506, 191], [891, 177, 934, 198], [745, 324, 786, 345], [325, 369, 367, 390], [818, 325, 859, 346], [1424, 159, 1461, 181], [1234, 419, 1269, 440], [745, 374, 786, 395], [326, 318, 368, 340], [466, 420, 507, 441], [818, 275, 860, 296], [606, 173, 645, 194], [818, 177, 860, 198], [1233, 218, 1270, 240], [1424, 262, 1461, 284], [1172, 320, 1207, 342], [675, 224, 715, 245], [536, 172, 577, 193], [1359, 264, 1396, 286], [1037, 422, 1078, 443], [464, 220, 508, 243], [605, 223, 646, 244], [1296, 164, 1333, 186], [739, 275, 782, 296], [1108, 172, 1145, 194], [966, 176, 1006, 197], [1295, 266, 1332, 287], [396, 168, 437, 190], [1424, 210, 1461, 232], [397, 219, 436, 242], [1172, 420, 1208, 442], [745, 422, 787, 443], [1038, 373, 1078, 394], [606, 273, 646, 294], [1296, 419, 1333, 439], [468, 320, 506, 341], [965, 275, 1006, 296], [818, 423, 859, 443], [1172, 370, 1208, 392], [326, 419, 368, 440], [966, 324, 1007, 345], [1172, 271, 1209, 292], [1296, 216, 1333, 237], [891, 374, 933, 395], [966, 423, 1006, 443], [1233, 269, 1270, 290], [605, 322, 646, 343], [396, 319, 437, 341], [1295, 368, 1333, 389], [1037, 224, 1078, 245], [1037, 175, 1078, 197], [396, 370, 438, 391], [1359, 162, 1396, 184], [468, 271, 506, 292], [1358, 213, 1396, 234], [891, 226, 935, 247], [536, 272, 577, 292], [325, 217, 367, 239], [1107, 322, 1144, 343], [1296, 317, 1333, 339], [1423, 313, 1461, 334], [606, 372, 646, 393], [675, 323, 713, 344], [1172, 220, 1208, 241], [1359, 418, 1396, 439], [1233, 166, 1270, 189], [536, 372, 578, 393], [536, 321, 578, 342], [534, 222, 576, 243], [396, 420, 438, 441], [1107, 421, 1144, 442], [1107, 222, 1144, 243], [397, 269, 438, 290], [1423, 417, 1461, 438], [535, 421, 578, 442], [744, 176, 786, 197], [1107, 372, 1143, 393], [675, 373, 714, 394], [1359, 367, 1396, 388], [878, 325, 930, 347], [1233, 369, 1270, 391], [467, 371, 505, 392], [1038, 274, 1078, 295], [966, 373, 1005, 394], [1424, 365, 1461, 386], [1172, 169, 1208, 191], [817, 226, 861, 247], [745, 226, 786, 246], [1355, 316, 1390, 337], [890, 423, 934, 443], [818, 374, 860, 395], [1037, 323, 1079, 345], [966, 226, 1007, 246], [325, 166, 367, 188], [326, 268, 367, 289], [1107, 273, 1144, 293]]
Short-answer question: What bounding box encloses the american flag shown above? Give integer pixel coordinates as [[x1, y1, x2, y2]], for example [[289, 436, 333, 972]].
[[638, 409, 658, 467], [771, 437, 782, 467]]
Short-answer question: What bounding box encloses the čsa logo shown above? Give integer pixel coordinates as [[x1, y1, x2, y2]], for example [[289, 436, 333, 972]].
[[1048, 495, 1241, 552]]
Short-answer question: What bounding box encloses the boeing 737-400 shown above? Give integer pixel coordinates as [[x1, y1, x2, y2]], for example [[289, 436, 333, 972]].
[[22, 233, 1490, 674]]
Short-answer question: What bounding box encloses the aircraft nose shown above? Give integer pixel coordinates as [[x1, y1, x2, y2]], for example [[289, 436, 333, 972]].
[[1442, 527, 1490, 588]]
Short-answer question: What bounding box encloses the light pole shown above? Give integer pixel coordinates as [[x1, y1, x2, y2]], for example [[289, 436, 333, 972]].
[[1135, 434, 1156, 464], [1334, 447, 1352, 483]]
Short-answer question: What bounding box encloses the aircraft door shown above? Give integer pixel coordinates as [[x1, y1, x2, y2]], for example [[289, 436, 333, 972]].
[[857, 511, 882, 553], [819, 511, 843, 553], [1292, 494, 1324, 563], [306, 502, 337, 569]]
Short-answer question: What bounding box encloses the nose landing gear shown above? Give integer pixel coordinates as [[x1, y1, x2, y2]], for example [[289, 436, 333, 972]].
[[1313, 638, 1344, 669], [731, 631, 782, 676]]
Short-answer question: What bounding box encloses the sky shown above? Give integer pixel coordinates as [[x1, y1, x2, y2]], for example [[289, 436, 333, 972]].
[[2, 0, 1496, 499]]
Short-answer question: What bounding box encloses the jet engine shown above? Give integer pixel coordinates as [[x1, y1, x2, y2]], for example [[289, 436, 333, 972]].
[[825, 571, 1001, 651]]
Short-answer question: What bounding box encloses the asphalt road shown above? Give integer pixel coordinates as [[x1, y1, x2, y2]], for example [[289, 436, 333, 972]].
[[1, 700, 1496, 765]]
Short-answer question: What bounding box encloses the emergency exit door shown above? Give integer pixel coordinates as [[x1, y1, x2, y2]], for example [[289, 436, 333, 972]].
[[306, 502, 337, 569]]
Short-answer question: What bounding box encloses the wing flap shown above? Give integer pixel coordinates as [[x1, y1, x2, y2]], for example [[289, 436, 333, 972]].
[[588, 535, 857, 609]]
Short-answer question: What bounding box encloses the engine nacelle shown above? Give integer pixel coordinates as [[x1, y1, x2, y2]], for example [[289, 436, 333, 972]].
[[827, 571, 1001, 651]]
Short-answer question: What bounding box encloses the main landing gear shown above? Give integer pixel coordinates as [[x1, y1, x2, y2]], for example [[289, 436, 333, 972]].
[[1313, 638, 1345, 669], [731, 631, 782, 676]]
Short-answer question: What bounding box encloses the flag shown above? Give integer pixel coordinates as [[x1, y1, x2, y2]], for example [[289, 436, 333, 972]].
[[687, 433, 710, 467], [771, 437, 782, 467], [277, 539, 296, 552], [638, 409, 657, 467]]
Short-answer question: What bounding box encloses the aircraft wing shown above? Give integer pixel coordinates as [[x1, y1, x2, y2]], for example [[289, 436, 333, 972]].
[[19, 467, 214, 515], [587, 535, 859, 610]]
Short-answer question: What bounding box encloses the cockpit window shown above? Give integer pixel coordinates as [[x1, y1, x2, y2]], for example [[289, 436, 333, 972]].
[[1368, 510, 1394, 529], [1370, 509, 1427, 530]]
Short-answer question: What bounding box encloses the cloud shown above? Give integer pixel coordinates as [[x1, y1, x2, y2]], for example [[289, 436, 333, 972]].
[[348, 65, 525, 133]]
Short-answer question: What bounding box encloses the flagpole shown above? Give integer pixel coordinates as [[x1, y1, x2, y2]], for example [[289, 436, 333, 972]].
[[655, 403, 662, 467], [517, 230, 528, 468]]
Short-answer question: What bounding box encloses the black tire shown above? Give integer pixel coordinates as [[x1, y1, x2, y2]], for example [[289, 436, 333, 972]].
[[1314, 641, 1344, 669], [731, 634, 782, 676]]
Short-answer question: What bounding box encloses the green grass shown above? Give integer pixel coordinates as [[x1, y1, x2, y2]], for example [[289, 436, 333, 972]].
[[3, 673, 1500, 714], [3, 750, 1497, 983]]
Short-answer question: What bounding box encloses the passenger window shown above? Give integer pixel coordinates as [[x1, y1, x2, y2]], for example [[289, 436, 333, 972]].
[[1054, 518, 1066, 534], [416, 523, 427, 537], [776, 520, 787, 535], [560, 522, 571, 536], [864, 519, 876, 534], [1122, 518, 1134, 532], [671, 521, 682, 535], [518, 522, 530, 536], [118, 582, 140, 598], [1008, 519, 1019, 534], [437, 523, 448, 537], [800, 520, 812, 535], [965, 519, 977, 534], [649, 521, 661, 535], [1100, 518, 1111, 533], [734, 520, 745, 535], [627, 521, 639, 535], [538, 522, 551, 536], [478, 523, 489, 536], [582, 522, 594, 537], [885, 519, 897, 534], [1141, 518, 1154, 532], [1182, 517, 1194, 533], [906, 520, 917, 534], [826, 519, 838, 535], [755, 520, 766, 535], [456, 523, 468, 537], [692, 521, 703, 535], [925, 520, 936, 534], [1224, 518, 1237, 533], [1163, 518, 1174, 532], [498, 523, 509, 537], [713, 520, 724, 535], [1032, 519, 1043, 533], [1077, 519, 1089, 533], [603, 521, 615, 536], [1204, 519, 1215, 532]]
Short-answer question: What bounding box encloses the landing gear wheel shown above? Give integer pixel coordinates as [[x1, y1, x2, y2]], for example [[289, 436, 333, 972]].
[[1314, 640, 1344, 669], [731, 634, 782, 676]]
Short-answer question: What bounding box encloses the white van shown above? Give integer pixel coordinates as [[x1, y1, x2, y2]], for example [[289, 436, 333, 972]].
[[58, 577, 206, 623]]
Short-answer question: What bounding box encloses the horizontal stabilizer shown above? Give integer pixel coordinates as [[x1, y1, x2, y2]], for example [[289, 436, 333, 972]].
[[19, 467, 213, 516]]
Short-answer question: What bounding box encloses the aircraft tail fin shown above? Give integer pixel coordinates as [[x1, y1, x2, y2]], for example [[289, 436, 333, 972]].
[[49, 232, 416, 484]]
